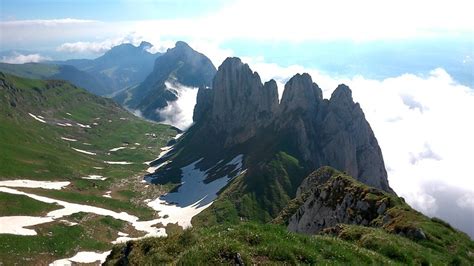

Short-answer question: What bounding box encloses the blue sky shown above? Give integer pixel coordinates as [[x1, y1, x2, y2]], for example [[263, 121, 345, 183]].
[[1, 0, 227, 21], [1, 0, 474, 237]]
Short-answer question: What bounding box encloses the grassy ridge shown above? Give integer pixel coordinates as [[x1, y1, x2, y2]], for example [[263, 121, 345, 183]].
[[106, 221, 472, 265], [105, 222, 393, 265]]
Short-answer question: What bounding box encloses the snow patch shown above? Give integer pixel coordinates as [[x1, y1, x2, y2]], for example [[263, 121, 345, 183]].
[[61, 137, 77, 142], [0, 216, 54, 235], [56, 123, 72, 127], [49, 251, 111, 266], [104, 161, 133, 165], [28, 113, 46, 123], [109, 147, 126, 152], [76, 123, 91, 128], [0, 179, 70, 190], [147, 154, 244, 229], [72, 148, 96, 155], [81, 175, 107, 181]]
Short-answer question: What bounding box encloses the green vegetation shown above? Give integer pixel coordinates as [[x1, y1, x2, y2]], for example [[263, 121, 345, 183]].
[[0, 72, 176, 181], [0, 72, 177, 264], [105, 222, 395, 265], [193, 151, 306, 226], [328, 224, 474, 265], [0, 192, 60, 216], [0, 215, 129, 265]]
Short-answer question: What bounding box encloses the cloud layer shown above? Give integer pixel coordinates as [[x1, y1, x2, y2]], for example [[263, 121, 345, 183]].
[[156, 82, 198, 131], [1, 52, 50, 64]]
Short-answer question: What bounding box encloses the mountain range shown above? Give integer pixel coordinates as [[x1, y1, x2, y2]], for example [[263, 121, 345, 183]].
[[0, 42, 473, 265], [0, 42, 160, 96]]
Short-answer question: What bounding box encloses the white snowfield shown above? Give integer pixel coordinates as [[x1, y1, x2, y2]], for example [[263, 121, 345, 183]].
[[72, 148, 96, 155], [81, 175, 107, 181], [104, 161, 133, 165], [0, 216, 54, 235], [0, 180, 70, 190], [146, 154, 244, 229], [28, 113, 46, 123], [49, 251, 111, 266]]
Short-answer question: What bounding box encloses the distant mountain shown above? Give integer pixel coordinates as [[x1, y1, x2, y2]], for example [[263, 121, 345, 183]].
[[115, 41, 216, 122], [0, 62, 109, 95], [59, 41, 160, 96]]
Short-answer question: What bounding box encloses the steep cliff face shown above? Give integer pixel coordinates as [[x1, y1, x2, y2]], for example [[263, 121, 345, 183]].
[[191, 57, 389, 191]]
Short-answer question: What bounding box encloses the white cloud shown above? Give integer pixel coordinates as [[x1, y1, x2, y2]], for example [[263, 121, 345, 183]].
[[0, 18, 97, 27], [124, 0, 473, 42], [240, 57, 474, 235], [0, 52, 50, 64], [2, 1, 472, 53], [156, 81, 198, 130], [56, 33, 174, 55]]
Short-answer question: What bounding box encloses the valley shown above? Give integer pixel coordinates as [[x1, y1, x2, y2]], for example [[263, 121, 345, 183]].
[[0, 72, 229, 265]]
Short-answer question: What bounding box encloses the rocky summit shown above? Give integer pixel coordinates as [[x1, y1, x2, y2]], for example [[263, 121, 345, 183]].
[[192, 57, 391, 192]]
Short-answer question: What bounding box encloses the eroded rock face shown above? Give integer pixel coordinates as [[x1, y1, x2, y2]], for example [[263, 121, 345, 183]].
[[195, 57, 278, 146], [191, 56, 391, 192], [287, 171, 391, 234]]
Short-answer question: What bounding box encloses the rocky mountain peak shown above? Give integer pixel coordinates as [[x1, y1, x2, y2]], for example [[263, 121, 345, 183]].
[[139, 41, 152, 49], [188, 57, 391, 192], [280, 73, 323, 114], [206, 57, 277, 146], [330, 84, 354, 106]]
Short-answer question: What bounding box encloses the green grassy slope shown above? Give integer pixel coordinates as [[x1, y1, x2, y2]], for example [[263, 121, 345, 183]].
[[0, 72, 177, 264], [193, 151, 307, 226], [0, 63, 110, 95]]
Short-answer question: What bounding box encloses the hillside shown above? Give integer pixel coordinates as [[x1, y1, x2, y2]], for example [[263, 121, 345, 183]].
[[0, 72, 179, 265], [0, 62, 109, 95], [105, 168, 474, 265]]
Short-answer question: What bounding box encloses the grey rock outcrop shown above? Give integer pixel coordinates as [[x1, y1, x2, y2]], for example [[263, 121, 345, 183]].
[[191, 57, 392, 193], [195, 57, 278, 146], [287, 169, 392, 234]]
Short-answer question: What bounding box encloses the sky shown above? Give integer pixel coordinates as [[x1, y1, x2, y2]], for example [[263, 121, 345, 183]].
[[1, 0, 474, 237]]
